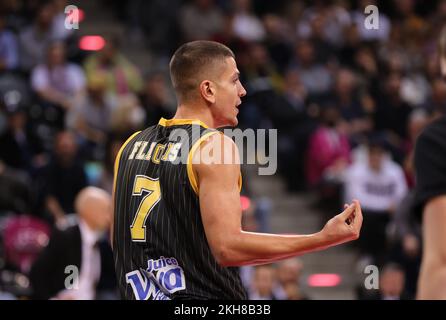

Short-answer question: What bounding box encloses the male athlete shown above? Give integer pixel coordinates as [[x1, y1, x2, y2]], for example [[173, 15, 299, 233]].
[[414, 25, 446, 299], [112, 40, 362, 300]]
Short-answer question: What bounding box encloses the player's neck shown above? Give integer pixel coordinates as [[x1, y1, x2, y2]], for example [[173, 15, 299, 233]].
[[174, 104, 216, 128]]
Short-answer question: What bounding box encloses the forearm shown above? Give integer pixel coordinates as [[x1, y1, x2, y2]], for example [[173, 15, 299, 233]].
[[38, 89, 66, 105], [217, 230, 331, 267], [417, 197, 446, 299], [417, 260, 446, 299]]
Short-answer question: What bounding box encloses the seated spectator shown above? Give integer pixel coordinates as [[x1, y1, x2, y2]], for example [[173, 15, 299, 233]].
[[109, 93, 145, 135], [249, 265, 277, 300], [402, 109, 429, 189], [41, 131, 88, 227], [273, 258, 309, 300], [96, 134, 126, 195], [139, 71, 174, 127], [364, 263, 410, 300], [374, 72, 413, 161], [306, 105, 351, 206], [18, 2, 58, 72], [0, 160, 33, 215], [179, 0, 224, 42], [0, 10, 19, 72], [66, 74, 114, 160], [333, 68, 373, 144], [83, 34, 143, 97], [30, 187, 117, 300], [31, 41, 86, 112], [289, 40, 333, 100], [0, 105, 46, 174], [231, 0, 266, 42], [344, 136, 408, 264]]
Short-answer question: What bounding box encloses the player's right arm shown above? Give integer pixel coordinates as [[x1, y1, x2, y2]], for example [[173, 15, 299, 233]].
[[194, 133, 362, 267], [417, 196, 446, 299]]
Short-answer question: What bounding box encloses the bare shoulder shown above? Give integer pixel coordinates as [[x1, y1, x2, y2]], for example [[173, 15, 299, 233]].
[[193, 132, 241, 169]]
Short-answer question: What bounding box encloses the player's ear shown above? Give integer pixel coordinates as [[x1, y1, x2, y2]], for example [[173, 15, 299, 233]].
[[200, 80, 216, 104]]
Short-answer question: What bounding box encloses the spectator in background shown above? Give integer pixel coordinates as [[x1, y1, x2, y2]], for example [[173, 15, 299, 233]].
[[42, 131, 87, 227], [262, 14, 294, 73], [18, 2, 57, 72], [31, 41, 86, 117], [0, 106, 46, 174], [242, 42, 283, 96], [344, 136, 408, 264], [424, 78, 446, 115], [0, 9, 19, 71], [374, 72, 413, 162], [297, 0, 350, 49], [126, 0, 181, 56], [402, 109, 429, 189], [30, 187, 117, 300], [332, 68, 372, 145], [0, 160, 33, 215], [84, 35, 143, 97], [273, 258, 308, 300], [352, 45, 379, 91], [179, 0, 224, 42], [306, 105, 351, 206], [66, 74, 114, 160], [139, 71, 174, 127], [275, 68, 312, 192], [289, 40, 333, 100], [109, 93, 145, 135], [249, 265, 277, 300], [96, 135, 126, 195], [231, 0, 265, 42], [305, 12, 337, 64], [364, 263, 409, 300], [432, 0, 446, 29]]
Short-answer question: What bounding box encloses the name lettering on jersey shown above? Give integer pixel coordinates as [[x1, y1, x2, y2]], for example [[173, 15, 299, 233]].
[[128, 142, 182, 164], [126, 256, 186, 300]]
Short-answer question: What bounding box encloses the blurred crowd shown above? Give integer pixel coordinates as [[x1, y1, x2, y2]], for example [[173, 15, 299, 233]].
[[0, 0, 445, 299]]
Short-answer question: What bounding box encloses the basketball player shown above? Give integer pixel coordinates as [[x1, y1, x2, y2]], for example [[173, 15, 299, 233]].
[[414, 25, 446, 299], [112, 40, 363, 300]]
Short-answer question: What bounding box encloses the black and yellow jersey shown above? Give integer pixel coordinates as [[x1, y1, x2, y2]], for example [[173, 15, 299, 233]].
[[113, 118, 247, 300]]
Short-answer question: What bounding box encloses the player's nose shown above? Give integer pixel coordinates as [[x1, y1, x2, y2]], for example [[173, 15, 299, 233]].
[[239, 83, 247, 98]]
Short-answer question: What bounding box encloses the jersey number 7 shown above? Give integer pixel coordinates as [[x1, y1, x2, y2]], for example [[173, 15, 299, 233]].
[[130, 175, 161, 242]]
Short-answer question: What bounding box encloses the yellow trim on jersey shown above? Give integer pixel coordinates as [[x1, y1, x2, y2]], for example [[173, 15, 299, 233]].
[[113, 131, 142, 196], [158, 117, 209, 129], [187, 131, 218, 195], [187, 132, 243, 196]]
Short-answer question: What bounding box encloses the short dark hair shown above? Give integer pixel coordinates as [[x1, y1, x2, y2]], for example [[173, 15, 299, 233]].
[[169, 40, 235, 101]]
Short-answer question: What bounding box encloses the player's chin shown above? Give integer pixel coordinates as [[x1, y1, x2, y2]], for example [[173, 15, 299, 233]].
[[229, 114, 239, 127]]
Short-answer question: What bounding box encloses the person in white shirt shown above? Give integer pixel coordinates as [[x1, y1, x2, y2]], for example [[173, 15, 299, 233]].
[[31, 41, 86, 112], [344, 137, 408, 264]]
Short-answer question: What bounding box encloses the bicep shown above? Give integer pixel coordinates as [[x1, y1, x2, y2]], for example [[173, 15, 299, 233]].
[[198, 162, 242, 252], [194, 136, 243, 254]]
